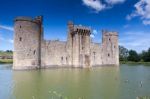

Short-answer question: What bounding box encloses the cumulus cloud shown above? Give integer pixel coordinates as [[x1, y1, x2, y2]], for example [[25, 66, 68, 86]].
[[82, 0, 106, 12], [127, 0, 150, 25], [0, 25, 14, 31], [82, 0, 126, 12]]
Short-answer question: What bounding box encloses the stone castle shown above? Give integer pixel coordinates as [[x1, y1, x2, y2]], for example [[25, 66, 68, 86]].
[[13, 16, 119, 70]]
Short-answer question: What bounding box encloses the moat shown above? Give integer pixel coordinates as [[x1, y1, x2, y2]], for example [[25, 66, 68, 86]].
[[0, 64, 150, 99]]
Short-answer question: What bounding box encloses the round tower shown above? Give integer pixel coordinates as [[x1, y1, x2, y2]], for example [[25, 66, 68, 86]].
[[13, 16, 43, 70]]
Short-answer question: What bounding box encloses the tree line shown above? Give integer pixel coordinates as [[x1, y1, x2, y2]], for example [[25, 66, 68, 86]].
[[119, 46, 150, 62]]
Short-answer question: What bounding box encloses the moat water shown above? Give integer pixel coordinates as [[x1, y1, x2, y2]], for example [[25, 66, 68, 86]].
[[0, 64, 150, 99]]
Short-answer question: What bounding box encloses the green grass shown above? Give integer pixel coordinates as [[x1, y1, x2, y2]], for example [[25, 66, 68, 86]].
[[0, 51, 13, 56], [0, 59, 13, 64]]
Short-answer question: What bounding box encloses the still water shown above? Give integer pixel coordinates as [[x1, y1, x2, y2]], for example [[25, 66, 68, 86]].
[[0, 64, 150, 99]]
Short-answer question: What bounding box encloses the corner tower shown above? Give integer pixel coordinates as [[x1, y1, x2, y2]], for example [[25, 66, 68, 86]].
[[102, 30, 119, 66], [13, 16, 43, 70]]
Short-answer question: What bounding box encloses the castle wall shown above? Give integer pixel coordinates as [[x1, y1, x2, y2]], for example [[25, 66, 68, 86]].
[[90, 43, 102, 66], [13, 16, 119, 70], [41, 40, 69, 68]]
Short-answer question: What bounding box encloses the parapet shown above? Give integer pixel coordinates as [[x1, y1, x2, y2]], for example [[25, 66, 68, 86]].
[[15, 17, 33, 21], [73, 25, 91, 34], [14, 16, 43, 24], [102, 30, 118, 36]]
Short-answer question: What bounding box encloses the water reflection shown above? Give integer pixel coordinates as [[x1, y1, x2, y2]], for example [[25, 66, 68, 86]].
[[12, 67, 120, 99]]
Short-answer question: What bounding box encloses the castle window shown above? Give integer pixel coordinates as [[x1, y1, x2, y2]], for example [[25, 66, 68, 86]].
[[109, 38, 111, 41], [19, 37, 22, 41], [114, 46, 116, 48], [20, 25, 21, 28], [108, 53, 110, 57], [33, 50, 36, 55], [66, 57, 67, 61], [82, 47, 84, 50], [61, 57, 63, 61], [93, 52, 96, 60]]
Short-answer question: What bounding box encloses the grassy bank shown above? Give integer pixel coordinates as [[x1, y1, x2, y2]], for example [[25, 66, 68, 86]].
[[120, 61, 150, 65], [0, 59, 13, 64]]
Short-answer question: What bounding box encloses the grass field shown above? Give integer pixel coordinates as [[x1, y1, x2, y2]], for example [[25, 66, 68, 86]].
[[0, 59, 13, 64]]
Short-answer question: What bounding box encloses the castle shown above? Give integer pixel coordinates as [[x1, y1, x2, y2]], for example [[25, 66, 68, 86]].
[[13, 16, 119, 70]]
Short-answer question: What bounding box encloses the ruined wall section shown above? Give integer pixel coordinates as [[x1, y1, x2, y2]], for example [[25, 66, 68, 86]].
[[13, 16, 43, 70], [41, 40, 68, 67], [90, 43, 102, 66], [101, 30, 119, 65]]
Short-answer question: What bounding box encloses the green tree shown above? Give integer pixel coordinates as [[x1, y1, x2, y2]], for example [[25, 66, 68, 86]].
[[119, 46, 129, 61], [141, 48, 150, 62], [128, 50, 140, 62]]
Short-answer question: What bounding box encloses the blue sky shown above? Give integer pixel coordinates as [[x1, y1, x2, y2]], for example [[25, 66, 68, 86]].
[[0, 0, 150, 52]]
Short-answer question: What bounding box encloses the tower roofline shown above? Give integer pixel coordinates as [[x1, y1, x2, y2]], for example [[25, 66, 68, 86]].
[[14, 16, 43, 24], [102, 29, 118, 36]]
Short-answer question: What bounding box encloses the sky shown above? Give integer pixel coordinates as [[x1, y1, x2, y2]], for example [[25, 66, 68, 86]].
[[0, 0, 150, 52]]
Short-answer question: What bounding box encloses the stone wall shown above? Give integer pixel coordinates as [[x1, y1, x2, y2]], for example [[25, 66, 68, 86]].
[[41, 40, 69, 68], [101, 30, 119, 66], [90, 43, 102, 66], [13, 16, 119, 70], [13, 16, 42, 70]]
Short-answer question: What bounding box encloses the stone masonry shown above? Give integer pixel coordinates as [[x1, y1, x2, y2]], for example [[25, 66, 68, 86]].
[[13, 16, 119, 70]]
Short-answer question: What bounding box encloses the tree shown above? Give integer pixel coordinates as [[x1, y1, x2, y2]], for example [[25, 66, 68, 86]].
[[141, 48, 150, 62], [128, 50, 140, 62], [119, 46, 129, 61]]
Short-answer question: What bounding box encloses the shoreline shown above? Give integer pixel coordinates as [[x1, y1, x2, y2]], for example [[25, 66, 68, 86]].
[[0, 59, 13, 64], [1, 60, 150, 66], [120, 61, 150, 65]]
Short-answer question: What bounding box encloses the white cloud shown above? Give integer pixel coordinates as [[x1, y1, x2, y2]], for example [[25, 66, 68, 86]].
[[143, 20, 150, 25], [0, 25, 14, 31], [82, 0, 126, 13], [127, 0, 150, 25], [93, 29, 98, 34], [0, 35, 13, 44], [82, 0, 106, 12], [90, 29, 98, 38], [105, 0, 125, 5], [90, 34, 95, 38], [119, 31, 150, 52]]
